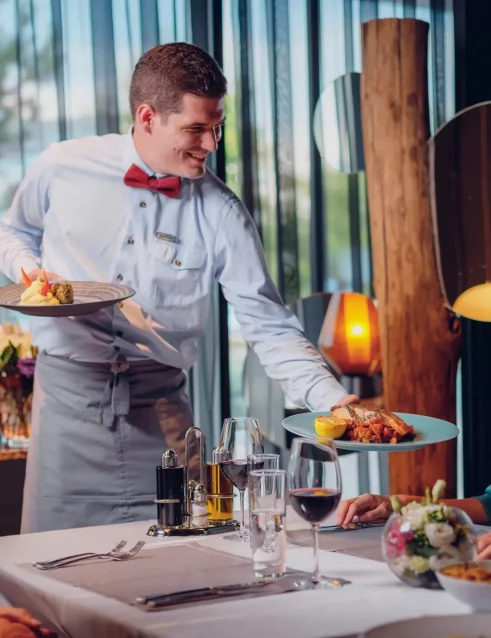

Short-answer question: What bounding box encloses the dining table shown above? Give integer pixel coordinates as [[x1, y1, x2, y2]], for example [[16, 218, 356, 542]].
[[0, 509, 487, 638]]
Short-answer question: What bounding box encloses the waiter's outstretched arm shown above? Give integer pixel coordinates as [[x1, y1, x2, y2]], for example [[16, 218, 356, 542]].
[[0, 147, 57, 283], [215, 197, 355, 410]]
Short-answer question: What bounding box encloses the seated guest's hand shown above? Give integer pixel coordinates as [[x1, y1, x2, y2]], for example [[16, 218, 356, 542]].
[[336, 493, 393, 528], [0, 607, 55, 637], [477, 531, 491, 561]]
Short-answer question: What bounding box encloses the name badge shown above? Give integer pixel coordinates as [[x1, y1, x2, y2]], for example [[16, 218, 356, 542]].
[[155, 232, 177, 243]]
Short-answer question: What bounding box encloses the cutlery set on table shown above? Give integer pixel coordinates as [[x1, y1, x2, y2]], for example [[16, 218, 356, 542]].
[[136, 576, 303, 610], [32, 540, 145, 570]]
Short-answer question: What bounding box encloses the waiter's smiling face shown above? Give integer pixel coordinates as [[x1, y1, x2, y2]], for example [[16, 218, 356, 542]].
[[135, 93, 225, 179]]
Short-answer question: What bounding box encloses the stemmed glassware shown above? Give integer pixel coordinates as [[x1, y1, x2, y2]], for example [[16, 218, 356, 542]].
[[219, 417, 263, 542], [287, 437, 342, 589]]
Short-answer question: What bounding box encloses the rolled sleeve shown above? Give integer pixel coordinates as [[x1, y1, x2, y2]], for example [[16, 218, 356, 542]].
[[215, 198, 348, 410], [476, 485, 491, 524], [0, 146, 56, 282]]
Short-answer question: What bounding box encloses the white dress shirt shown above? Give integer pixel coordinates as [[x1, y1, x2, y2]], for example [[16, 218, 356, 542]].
[[0, 130, 347, 410]]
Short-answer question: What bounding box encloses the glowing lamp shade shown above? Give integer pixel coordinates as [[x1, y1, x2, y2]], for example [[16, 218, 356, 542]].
[[453, 281, 491, 322], [318, 292, 381, 376]]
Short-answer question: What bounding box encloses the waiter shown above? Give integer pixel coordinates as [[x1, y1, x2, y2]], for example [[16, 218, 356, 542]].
[[0, 43, 357, 533]]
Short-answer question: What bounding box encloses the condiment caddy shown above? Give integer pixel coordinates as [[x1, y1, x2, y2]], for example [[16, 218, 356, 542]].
[[147, 426, 238, 537]]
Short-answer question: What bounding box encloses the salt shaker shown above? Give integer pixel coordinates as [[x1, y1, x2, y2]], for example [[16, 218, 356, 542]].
[[189, 481, 209, 528]]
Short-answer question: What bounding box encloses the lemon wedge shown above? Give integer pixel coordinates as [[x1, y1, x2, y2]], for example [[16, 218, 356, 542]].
[[314, 415, 348, 439]]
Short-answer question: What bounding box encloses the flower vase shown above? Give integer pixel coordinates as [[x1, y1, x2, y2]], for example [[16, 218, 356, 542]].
[[382, 504, 476, 589], [0, 368, 33, 449]]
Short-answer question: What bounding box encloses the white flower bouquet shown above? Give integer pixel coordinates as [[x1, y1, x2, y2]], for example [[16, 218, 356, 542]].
[[382, 480, 476, 589]]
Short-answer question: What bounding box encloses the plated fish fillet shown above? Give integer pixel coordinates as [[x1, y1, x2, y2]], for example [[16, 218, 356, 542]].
[[330, 404, 415, 444]]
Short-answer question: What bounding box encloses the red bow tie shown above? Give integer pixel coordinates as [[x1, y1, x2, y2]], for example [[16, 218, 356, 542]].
[[123, 164, 181, 198]]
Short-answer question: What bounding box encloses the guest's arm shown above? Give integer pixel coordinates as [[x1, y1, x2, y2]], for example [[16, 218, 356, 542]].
[[337, 492, 489, 527]]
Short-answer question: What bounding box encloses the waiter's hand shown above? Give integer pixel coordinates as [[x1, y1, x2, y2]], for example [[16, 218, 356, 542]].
[[25, 269, 62, 283], [335, 393, 360, 405], [0, 607, 56, 636]]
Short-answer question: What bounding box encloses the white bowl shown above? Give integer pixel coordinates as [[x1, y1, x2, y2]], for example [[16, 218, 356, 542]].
[[436, 560, 491, 611]]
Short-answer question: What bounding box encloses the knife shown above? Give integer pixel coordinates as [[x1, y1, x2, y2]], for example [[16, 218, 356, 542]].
[[137, 579, 270, 606], [319, 520, 386, 532]]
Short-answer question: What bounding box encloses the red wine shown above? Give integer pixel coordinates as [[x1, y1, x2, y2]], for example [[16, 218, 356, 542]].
[[220, 459, 249, 490], [289, 488, 341, 524]]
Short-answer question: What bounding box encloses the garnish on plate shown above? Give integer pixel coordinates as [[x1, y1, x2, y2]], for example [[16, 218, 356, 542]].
[[19, 269, 74, 306], [328, 403, 415, 444], [314, 415, 347, 439]]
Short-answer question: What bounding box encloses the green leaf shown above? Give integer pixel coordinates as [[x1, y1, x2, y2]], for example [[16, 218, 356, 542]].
[[0, 343, 15, 371], [424, 487, 431, 505], [390, 495, 402, 512]]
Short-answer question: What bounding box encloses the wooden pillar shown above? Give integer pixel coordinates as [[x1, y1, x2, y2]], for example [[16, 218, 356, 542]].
[[361, 19, 461, 497]]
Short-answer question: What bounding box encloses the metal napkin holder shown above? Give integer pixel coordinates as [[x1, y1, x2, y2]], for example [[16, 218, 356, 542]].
[[147, 426, 239, 537]]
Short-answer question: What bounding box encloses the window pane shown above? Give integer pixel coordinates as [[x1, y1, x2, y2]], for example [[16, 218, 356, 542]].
[[223, 0, 247, 417], [113, 0, 142, 132], [250, 0, 278, 285], [61, 0, 96, 138], [288, 0, 311, 299]]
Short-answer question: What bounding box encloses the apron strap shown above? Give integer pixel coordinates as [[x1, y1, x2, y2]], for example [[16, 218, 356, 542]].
[[99, 360, 130, 428]]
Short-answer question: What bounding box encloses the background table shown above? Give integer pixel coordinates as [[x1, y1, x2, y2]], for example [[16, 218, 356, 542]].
[[0, 512, 484, 638]]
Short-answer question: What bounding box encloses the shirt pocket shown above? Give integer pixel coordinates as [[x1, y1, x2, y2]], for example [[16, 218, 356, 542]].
[[143, 237, 207, 308]]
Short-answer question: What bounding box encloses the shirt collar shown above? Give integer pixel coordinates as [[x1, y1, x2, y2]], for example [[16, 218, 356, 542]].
[[122, 126, 169, 179]]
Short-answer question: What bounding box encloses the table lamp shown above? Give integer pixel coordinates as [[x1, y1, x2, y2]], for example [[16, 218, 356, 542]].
[[453, 281, 491, 322], [318, 291, 382, 399]]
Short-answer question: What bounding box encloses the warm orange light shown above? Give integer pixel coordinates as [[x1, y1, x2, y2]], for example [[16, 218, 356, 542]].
[[453, 281, 491, 322], [318, 292, 381, 376]]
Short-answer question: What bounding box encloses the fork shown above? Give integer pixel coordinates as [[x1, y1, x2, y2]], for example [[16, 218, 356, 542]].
[[34, 540, 145, 570], [33, 540, 127, 568], [34, 541, 145, 570]]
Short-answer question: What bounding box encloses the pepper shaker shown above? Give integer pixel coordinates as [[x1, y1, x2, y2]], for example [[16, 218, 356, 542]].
[[155, 449, 184, 528]]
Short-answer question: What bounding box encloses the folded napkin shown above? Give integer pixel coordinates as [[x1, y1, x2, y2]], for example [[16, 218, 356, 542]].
[[21, 543, 298, 611]]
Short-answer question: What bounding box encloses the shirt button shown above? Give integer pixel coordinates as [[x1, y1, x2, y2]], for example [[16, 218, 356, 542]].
[[174, 259, 182, 267], [139, 201, 147, 208], [127, 237, 135, 245], [114, 345, 120, 352], [116, 274, 123, 281], [116, 331, 123, 337]]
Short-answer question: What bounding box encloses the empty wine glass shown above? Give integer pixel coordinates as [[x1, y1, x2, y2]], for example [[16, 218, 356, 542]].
[[288, 437, 342, 589], [219, 417, 263, 542]]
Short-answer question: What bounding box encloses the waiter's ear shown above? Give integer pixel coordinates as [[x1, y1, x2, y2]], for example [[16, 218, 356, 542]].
[[134, 104, 157, 133]]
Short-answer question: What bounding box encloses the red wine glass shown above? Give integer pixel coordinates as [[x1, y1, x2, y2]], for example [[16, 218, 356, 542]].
[[288, 437, 342, 588], [219, 417, 263, 542]]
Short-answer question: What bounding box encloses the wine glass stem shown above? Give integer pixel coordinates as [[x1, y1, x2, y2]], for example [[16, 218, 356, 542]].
[[312, 523, 320, 585], [239, 489, 245, 534]]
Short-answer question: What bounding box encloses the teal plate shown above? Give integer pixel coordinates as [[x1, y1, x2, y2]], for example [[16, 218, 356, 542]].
[[282, 411, 459, 452]]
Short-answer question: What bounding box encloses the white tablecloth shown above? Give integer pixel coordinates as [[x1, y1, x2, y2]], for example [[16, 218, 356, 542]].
[[0, 511, 479, 638]]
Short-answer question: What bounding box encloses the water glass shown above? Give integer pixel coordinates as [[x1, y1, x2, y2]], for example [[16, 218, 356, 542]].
[[247, 453, 280, 473], [249, 469, 287, 578], [247, 454, 279, 531]]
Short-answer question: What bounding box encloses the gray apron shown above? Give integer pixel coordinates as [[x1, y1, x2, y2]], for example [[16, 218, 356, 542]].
[[21, 353, 196, 533]]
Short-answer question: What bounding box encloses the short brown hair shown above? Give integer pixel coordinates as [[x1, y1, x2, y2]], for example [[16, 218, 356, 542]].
[[129, 42, 227, 119]]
